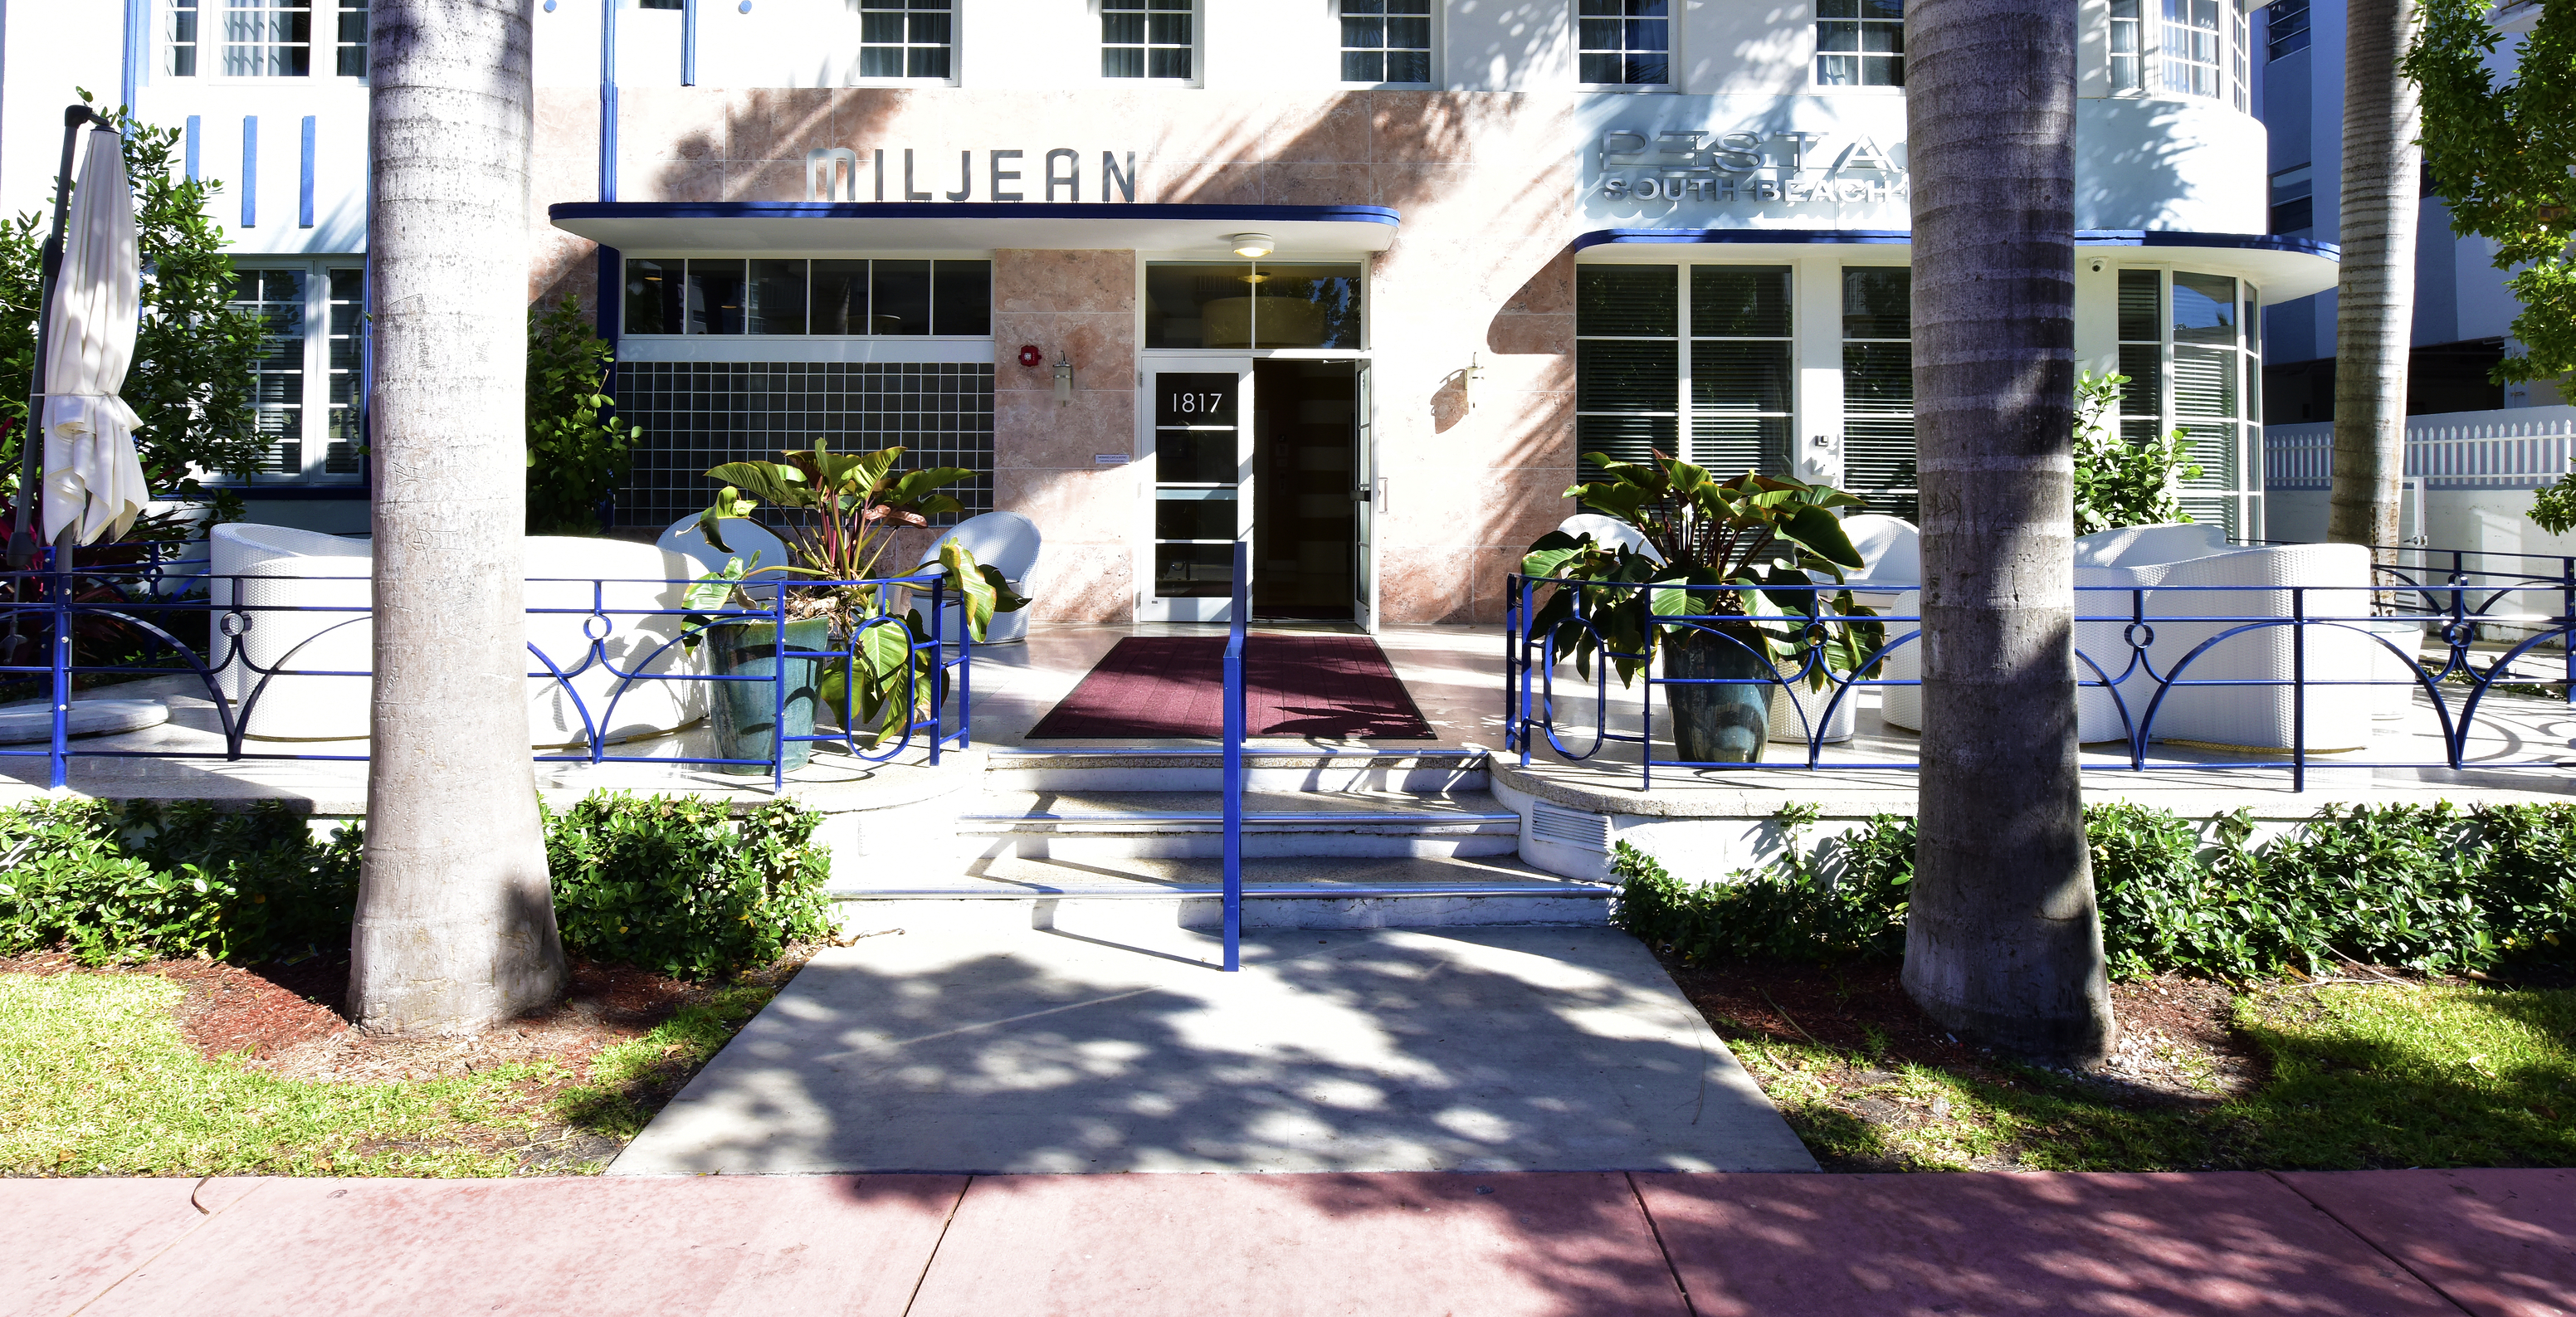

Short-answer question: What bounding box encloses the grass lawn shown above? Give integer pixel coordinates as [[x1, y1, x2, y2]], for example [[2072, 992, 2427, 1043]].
[[1668, 958, 2576, 1172], [0, 959, 795, 1178]]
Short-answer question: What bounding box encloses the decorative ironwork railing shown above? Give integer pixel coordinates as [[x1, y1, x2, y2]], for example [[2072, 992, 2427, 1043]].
[[1504, 546, 2574, 793], [0, 543, 973, 793]]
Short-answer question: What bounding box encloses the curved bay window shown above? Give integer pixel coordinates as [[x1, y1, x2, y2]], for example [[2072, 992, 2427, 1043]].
[[2117, 267, 2263, 538]]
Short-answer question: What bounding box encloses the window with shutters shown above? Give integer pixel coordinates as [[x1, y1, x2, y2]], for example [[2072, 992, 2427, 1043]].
[[1575, 266, 1679, 475], [1574, 266, 1798, 482], [1840, 267, 1915, 523], [219, 261, 367, 486], [2115, 267, 2263, 538], [1690, 267, 1794, 481]]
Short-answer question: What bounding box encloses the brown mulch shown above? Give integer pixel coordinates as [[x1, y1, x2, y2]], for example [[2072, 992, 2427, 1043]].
[[1658, 954, 2262, 1105]]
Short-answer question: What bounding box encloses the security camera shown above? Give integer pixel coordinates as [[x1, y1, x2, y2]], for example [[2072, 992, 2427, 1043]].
[[2090, 258, 2105, 273]]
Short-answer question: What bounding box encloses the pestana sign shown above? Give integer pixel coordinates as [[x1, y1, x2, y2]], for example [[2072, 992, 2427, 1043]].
[[1593, 129, 1909, 205]]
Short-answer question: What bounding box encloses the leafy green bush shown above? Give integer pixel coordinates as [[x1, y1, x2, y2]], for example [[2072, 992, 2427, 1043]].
[[0, 800, 359, 964], [525, 297, 640, 534], [544, 793, 832, 980], [2071, 370, 2203, 536], [1617, 801, 2576, 979]]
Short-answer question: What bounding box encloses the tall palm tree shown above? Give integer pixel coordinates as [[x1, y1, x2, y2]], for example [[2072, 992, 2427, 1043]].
[[2330, 0, 2423, 550], [349, 0, 565, 1033], [1901, 0, 2115, 1062]]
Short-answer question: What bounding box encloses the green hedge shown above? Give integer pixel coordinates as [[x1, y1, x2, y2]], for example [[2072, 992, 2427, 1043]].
[[0, 792, 835, 979], [1615, 801, 2576, 980]]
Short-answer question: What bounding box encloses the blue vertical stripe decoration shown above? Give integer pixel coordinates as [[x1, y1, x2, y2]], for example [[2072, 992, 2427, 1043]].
[[598, 0, 620, 202], [120, 0, 147, 110], [682, 0, 699, 85], [241, 116, 258, 227], [184, 116, 202, 181], [298, 117, 316, 227]]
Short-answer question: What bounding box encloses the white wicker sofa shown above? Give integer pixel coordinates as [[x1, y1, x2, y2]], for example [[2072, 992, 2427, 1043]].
[[208, 524, 708, 744]]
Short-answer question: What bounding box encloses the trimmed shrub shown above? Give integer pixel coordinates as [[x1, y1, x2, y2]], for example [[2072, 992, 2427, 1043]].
[[0, 799, 359, 964], [544, 793, 833, 980]]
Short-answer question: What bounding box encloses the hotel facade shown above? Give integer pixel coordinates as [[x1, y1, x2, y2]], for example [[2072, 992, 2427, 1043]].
[[2, 0, 2331, 626]]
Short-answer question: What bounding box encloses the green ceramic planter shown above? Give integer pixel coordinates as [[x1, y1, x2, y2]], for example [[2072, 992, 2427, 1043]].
[[1663, 626, 1776, 764], [703, 617, 828, 775]]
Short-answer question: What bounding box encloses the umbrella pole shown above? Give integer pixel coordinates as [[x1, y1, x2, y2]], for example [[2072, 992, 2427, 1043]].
[[8, 105, 104, 573]]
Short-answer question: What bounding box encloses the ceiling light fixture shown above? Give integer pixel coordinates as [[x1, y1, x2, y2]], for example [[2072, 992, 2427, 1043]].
[[1229, 232, 1275, 259]]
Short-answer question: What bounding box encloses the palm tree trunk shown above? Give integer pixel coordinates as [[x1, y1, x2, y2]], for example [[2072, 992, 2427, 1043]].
[[349, 0, 565, 1034], [2329, 0, 2423, 550], [1901, 0, 2114, 1062]]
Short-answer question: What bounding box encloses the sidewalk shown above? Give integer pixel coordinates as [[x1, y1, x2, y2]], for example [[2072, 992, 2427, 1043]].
[[11, 1167, 2569, 1315]]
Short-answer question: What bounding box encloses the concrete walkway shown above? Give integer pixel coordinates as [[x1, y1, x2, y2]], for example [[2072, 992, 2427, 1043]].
[[611, 925, 1815, 1175], [11, 1168, 2569, 1315]]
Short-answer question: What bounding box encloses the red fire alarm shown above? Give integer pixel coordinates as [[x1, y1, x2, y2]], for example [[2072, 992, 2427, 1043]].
[[1017, 344, 1044, 368]]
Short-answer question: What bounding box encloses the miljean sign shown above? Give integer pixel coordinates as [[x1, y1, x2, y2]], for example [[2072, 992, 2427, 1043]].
[[1593, 129, 1908, 207], [806, 148, 1140, 203]]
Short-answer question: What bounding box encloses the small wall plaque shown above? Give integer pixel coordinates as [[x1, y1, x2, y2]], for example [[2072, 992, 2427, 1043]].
[[1094, 454, 1131, 465]]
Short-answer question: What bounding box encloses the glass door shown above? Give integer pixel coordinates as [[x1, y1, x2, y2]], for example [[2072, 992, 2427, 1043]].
[[1139, 360, 1253, 622], [1354, 361, 1377, 631]]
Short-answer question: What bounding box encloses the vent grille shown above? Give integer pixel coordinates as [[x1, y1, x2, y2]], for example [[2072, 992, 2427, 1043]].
[[1530, 802, 1611, 851]]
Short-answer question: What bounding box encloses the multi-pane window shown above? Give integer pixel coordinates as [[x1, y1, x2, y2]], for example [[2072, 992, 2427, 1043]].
[[1142, 264, 1364, 349], [1816, 0, 1903, 87], [334, 0, 364, 77], [1103, 0, 1193, 80], [2116, 268, 2261, 537], [1842, 268, 1915, 522], [1572, 266, 1793, 480], [1691, 268, 1794, 480], [1578, 0, 1670, 85], [225, 262, 365, 485], [623, 259, 993, 337], [2266, 0, 2310, 60], [2162, 0, 2224, 99], [1340, 0, 1431, 84], [236, 268, 306, 475], [2110, 0, 2142, 90], [859, 0, 953, 79], [1574, 266, 1679, 474], [168, 0, 201, 76], [222, 0, 312, 76], [168, 0, 366, 76]]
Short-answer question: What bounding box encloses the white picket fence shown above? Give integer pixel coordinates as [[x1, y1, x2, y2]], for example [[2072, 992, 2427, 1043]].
[[2266, 405, 2576, 491]]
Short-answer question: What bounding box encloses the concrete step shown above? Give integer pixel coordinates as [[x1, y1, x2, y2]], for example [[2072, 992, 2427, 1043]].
[[827, 852, 1612, 931], [956, 788, 1521, 859], [983, 747, 1489, 793]]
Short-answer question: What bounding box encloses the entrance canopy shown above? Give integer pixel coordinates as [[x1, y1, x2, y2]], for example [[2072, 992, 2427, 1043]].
[[549, 202, 1400, 256]]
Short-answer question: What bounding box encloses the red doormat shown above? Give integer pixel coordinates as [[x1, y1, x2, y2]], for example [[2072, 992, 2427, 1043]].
[[1024, 635, 1436, 739]]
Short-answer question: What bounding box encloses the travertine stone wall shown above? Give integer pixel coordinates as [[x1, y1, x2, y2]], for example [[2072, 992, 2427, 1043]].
[[531, 89, 1582, 625]]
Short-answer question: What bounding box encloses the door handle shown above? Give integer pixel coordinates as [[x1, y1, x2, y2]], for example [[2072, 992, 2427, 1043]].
[[1353, 486, 1372, 503]]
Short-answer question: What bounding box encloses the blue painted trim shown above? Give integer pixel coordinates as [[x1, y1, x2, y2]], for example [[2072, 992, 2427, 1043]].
[[598, 0, 619, 202], [1571, 226, 2343, 261], [548, 200, 1403, 226], [682, 0, 699, 85], [298, 116, 315, 227], [240, 116, 256, 228], [120, 0, 146, 111], [184, 116, 201, 181]]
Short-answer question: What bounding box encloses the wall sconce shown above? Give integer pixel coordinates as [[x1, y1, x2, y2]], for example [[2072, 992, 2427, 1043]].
[[1053, 353, 1075, 404], [1465, 351, 1487, 412]]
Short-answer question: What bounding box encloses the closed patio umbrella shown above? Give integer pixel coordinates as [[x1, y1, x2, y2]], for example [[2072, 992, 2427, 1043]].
[[37, 124, 148, 547]]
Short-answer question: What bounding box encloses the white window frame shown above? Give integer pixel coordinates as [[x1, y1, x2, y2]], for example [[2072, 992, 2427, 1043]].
[[1100, 0, 1199, 85], [851, 0, 960, 85], [1811, 0, 1905, 91], [2108, 0, 2253, 109], [164, 0, 370, 83], [1574, 0, 1676, 91], [1336, 0, 1437, 89], [2112, 264, 2266, 539], [216, 256, 366, 489]]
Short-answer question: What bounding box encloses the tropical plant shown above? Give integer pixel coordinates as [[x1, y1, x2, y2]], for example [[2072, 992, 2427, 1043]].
[[1519, 452, 1880, 688], [2071, 370, 2203, 536], [689, 439, 1028, 740], [1903, 0, 2114, 1065], [0, 92, 265, 551], [350, 0, 568, 1037], [524, 296, 639, 534], [2408, 0, 2576, 387]]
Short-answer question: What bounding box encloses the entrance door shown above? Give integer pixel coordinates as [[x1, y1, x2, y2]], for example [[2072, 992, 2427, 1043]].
[[1249, 359, 1361, 622], [1354, 361, 1377, 630], [1139, 360, 1252, 622]]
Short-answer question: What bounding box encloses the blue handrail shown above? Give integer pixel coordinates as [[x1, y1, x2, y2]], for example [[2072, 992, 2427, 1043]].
[[1221, 539, 1247, 973]]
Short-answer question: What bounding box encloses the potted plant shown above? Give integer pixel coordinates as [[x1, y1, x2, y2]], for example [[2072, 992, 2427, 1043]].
[[1522, 453, 1881, 764], [682, 439, 1027, 773]]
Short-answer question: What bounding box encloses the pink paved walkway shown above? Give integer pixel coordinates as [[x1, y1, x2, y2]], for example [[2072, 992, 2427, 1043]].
[[7, 1168, 2570, 1316]]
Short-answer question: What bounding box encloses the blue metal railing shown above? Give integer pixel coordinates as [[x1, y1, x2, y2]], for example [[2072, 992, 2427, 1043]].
[[1505, 564, 2574, 793], [1220, 539, 1247, 973], [0, 544, 973, 791]]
